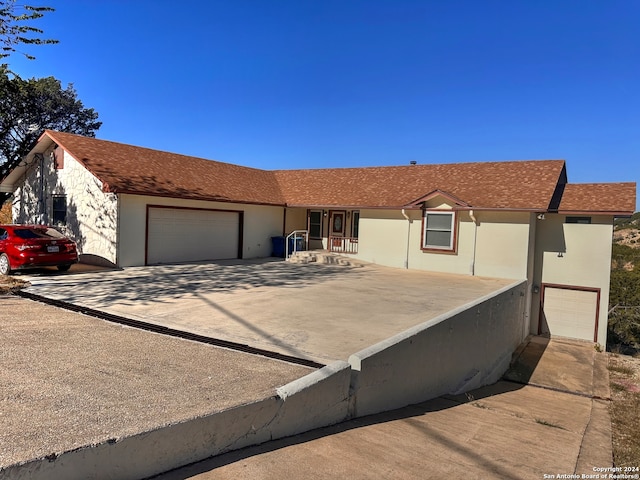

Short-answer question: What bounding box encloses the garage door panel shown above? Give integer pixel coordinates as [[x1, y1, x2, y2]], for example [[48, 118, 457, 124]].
[[147, 208, 240, 264], [541, 286, 598, 342]]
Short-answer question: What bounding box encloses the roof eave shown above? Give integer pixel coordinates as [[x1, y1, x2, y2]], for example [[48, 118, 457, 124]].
[[0, 134, 56, 192], [285, 204, 548, 212], [557, 209, 635, 217], [113, 189, 286, 207]]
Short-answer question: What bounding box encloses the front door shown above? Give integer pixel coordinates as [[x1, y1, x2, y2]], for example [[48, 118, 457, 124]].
[[329, 211, 345, 250], [330, 211, 345, 237]]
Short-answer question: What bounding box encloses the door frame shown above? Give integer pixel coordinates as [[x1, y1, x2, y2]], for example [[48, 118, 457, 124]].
[[329, 210, 346, 237]]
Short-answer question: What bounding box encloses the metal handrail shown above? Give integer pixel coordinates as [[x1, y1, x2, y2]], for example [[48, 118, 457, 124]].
[[285, 230, 309, 259]]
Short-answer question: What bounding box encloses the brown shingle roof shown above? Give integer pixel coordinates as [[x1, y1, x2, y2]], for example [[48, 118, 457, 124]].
[[46, 130, 286, 205], [274, 160, 567, 210], [40, 131, 634, 214], [558, 183, 636, 215]]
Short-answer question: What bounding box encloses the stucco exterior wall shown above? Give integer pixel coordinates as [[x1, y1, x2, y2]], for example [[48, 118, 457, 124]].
[[355, 209, 412, 268], [532, 214, 614, 345], [472, 211, 532, 279], [284, 207, 307, 235], [117, 194, 285, 267], [11, 148, 118, 265], [354, 208, 531, 280]]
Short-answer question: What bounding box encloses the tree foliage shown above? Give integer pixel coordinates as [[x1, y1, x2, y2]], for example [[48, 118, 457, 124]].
[[612, 243, 640, 271], [608, 308, 640, 353], [1, 0, 57, 64], [609, 234, 640, 353], [614, 212, 640, 230], [610, 269, 640, 308], [0, 66, 102, 203]]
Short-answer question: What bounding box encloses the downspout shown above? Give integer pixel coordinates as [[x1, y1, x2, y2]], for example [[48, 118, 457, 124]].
[[115, 194, 121, 267], [401, 209, 411, 269], [469, 210, 478, 276]]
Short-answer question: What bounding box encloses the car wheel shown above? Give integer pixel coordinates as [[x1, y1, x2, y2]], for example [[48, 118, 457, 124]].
[[0, 254, 11, 275], [57, 264, 72, 272]]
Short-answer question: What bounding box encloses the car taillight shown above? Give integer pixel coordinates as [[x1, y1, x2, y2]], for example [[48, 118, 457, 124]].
[[16, 244, 40, 251]]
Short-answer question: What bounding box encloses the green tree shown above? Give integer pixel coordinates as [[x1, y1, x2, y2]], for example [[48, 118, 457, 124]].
[[610, 269, 640, 307], [1, 0, 57, 64], [0, 66, 102, 203], [609, 238, 640, 353]]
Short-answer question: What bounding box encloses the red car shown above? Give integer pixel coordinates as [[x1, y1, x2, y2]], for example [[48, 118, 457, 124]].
[[0, 225, 79, 275]]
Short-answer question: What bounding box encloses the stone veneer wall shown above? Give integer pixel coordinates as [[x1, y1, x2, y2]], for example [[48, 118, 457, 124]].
[[12, 146, 118, 265]]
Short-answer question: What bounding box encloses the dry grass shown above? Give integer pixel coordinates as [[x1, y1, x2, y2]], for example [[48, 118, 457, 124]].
[[614, 227, 640, 249], [0, 203, 11, 224], [608, 354, 640, 468], [0, 276, 29, 294]]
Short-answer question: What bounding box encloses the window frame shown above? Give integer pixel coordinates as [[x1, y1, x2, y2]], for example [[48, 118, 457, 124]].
[[421, 209, 458, 253], [566, 216, 592, 224], [351, 210, 360, 238], [308, 209, 323, 239], [52, 195, 67, 225]]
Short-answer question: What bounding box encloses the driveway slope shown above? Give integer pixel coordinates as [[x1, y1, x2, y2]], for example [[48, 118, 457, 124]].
[[0, 296, 312, 469], [155, 337, 613, 480]]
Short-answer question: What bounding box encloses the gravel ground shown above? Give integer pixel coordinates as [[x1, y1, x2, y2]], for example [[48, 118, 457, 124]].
[[608, 352, 640, 468], [0, 296, 312, 468]]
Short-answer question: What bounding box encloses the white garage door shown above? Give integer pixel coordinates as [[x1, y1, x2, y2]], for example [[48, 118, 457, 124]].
[[541, 286, 599, 342], [147, 207, 240, 265]]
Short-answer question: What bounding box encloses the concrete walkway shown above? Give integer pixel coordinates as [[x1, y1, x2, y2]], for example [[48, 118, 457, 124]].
[[155, 337, 613, 480], [21, 259, 512, 364]]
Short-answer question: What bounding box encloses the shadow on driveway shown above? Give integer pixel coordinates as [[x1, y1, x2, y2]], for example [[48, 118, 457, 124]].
[[154, 378, 603, 480], [23, 258, 366, 309]]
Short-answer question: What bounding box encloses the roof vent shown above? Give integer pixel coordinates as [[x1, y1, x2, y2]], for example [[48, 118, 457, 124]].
[[409, 160, 417, 166]]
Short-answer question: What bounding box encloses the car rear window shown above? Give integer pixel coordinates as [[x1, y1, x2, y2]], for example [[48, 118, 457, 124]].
[[13, 228, 65, 239]]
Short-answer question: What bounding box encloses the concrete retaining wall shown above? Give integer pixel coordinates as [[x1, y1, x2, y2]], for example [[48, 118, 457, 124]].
[[4, 282, 526, 479], [3, 362, 352, 480], [349, 280, 527, 417]]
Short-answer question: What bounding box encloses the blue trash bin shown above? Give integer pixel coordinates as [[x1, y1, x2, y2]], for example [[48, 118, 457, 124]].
[[288, 236, 305, 254], [271, 236, 285, 257]]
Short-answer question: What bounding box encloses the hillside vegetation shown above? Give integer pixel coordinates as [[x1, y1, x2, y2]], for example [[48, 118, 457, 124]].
[[610, 213, 640, 354]]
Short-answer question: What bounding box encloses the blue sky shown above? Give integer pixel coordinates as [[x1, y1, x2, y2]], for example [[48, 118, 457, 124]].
[[8, 0, 639, 210]]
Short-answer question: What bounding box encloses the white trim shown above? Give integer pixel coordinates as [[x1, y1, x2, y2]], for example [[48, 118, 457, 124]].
[[422, 210, 455, 250]]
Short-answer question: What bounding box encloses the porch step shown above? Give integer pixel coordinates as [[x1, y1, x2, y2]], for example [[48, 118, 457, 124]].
[[287, 251, 364, 267]]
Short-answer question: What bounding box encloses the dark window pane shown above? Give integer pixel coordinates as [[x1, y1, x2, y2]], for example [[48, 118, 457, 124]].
[[52, 196, 66, 224], [424, 211, 454, 249], [14, 229, 42, 239], [426, 213, 452, 230], [309, 211, 322, 238], [352, 211, 360, 238], [566, 216, 591, 224], [425, 230, 451, 247]]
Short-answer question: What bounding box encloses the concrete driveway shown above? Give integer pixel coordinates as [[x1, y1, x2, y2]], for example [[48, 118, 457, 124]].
[[22, 258, 513, 364], [156, 337, 614, 480], [0, 296, 313, 471]]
